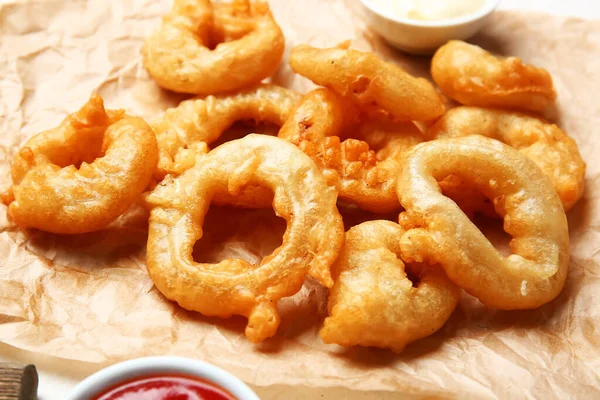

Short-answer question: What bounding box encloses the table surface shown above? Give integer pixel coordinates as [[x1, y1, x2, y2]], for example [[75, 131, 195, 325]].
[[0, 1, 598, 399]]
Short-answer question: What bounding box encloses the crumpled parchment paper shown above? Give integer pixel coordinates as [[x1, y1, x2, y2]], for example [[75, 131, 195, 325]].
[[1, 0, 600, 398]]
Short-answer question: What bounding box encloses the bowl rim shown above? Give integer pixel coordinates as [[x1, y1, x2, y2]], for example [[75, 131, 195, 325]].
[[359, 0, 501, 28], [65, 356, 260, 400]]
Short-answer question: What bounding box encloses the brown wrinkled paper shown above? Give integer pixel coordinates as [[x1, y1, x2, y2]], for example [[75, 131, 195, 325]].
[[1, 0, 600, 398]]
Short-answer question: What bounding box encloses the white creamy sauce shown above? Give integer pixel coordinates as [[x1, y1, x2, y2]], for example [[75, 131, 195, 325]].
[[370, 0, 487, 21]]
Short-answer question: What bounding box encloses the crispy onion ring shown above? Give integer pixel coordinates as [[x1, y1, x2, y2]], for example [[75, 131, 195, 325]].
[[320, 220, 459, 353], [427, 106, 586, 211], [152, 83, 300, 179], [5, 95, 158, 234], [431, 40, 556, 112], [279, 89, 401, 213], [289, 44, 445, 121], [296, 138, 400, 213], [144, 135, 344, 342], [278, 87, 359, 144], [142, 0, 285, 95], [397, 136, 569, 309]]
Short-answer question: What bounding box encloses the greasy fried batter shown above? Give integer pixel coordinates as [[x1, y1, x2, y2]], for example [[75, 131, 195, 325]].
[[398, 136, 569, 309], [212, 0, 257, 42], [297, 138, 400, 212], [278, 89, 401, 213], [5, 95, 158, 234], [143, 0, 285, 95], [321, 220, 459, 353], [354, 115, 426, 162], [279, 90, 496, 216], [290, 44, 445, 121], [152, 83, 300, 178], [431, 40, 556, 112], [427, 106, 586, 210], [144, 135, 344, 342], [354, 117, 495, 218], [277, 87, 359, 144]]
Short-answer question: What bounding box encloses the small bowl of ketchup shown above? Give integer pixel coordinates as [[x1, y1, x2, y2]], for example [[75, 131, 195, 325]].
[[66, 356, 259, 400]]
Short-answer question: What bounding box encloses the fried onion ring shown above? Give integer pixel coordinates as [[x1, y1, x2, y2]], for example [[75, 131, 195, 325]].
[[278, 89, 401, 213], [144, 135, 344, 342], [5, 95, 158, 234], [142, 0, 285, 95], [397, 136, 569, 309], [431, 40, 556, 112], [320, 220, 459, 353], [289, 44, 445, 121], [152, 83, 300, 179], [277, 87, 359, 144], [427, 106, 586, 211]]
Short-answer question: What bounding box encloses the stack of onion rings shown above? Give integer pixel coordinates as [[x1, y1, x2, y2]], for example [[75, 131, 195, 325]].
[[6, 4, 585, 353], [277, 86, 500, 215], [281, 43, 446, 213]]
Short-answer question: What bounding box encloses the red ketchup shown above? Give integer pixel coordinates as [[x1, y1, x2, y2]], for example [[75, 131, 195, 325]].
[[93, 375, 236, 400]]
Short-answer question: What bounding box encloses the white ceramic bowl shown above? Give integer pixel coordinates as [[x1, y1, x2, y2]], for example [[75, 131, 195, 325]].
[[66, 356, 260, 400], [359, 0, 501, 54]]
